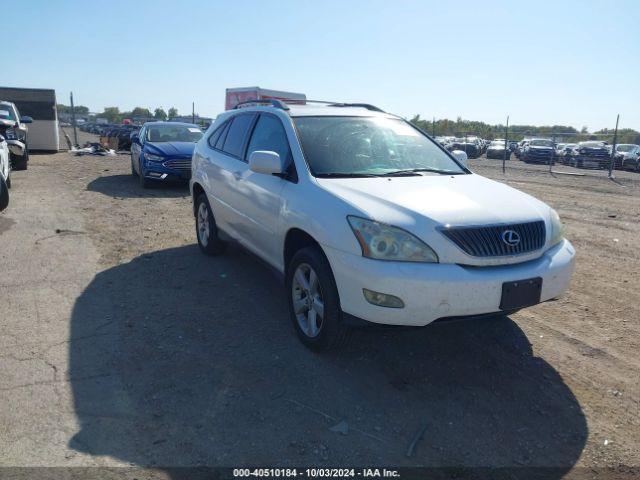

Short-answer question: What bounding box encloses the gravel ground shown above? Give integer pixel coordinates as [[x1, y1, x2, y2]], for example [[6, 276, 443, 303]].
[[1, 134, 638, 478]]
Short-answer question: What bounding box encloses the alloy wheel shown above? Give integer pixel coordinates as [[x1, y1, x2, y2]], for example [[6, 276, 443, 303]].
[[291, 263, 325, 338], [197, 202, 210, 247]]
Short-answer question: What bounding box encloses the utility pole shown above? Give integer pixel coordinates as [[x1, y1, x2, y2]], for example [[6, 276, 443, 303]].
[[432, 116, 435, 137], [70, 91, 78, 146], [192, 102, 195, 124], [503, 115, 509, 174], [549, 128, 555, 173], [609, 114, 619, 178]]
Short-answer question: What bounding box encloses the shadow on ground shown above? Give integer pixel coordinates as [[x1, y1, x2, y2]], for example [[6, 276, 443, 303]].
[[68, 245, 586, 475], [87, 174, 189, 199]]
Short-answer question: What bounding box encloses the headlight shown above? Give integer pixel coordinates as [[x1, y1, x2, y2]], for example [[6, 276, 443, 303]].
[[549, 208, 564, 247], [145, 153, 164, 162], [347, 216, 438, 263]]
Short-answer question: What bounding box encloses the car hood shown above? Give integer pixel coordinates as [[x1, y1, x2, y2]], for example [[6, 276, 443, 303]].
[[145, 141, 195, 157], [528, 146, 554, 151], [316, 173, 549, 228]]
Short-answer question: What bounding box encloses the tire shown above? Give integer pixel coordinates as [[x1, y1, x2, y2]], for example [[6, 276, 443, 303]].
[[11, 151, 28, 171], [131, 153, 138, 176], [286, 246, 351, 352], [0, 175, 8, 211], [194, 193, 227, 255], [138, 160, 151, 188]]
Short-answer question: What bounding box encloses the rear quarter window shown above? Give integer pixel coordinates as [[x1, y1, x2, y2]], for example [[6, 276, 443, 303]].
[[207, 121, 228, 149]]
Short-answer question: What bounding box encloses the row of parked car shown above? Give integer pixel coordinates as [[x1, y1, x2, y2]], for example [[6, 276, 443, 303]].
[[435, 134, 640, 171], [516, 139, 640, 171], [78, 123, 141, 150], [0, 100, 34, 211]]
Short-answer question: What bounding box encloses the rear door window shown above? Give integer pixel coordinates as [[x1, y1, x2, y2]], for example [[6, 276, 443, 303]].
[[222, 114, 256, 159]]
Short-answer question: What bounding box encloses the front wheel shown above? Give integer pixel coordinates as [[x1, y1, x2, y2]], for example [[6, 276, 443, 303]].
[[195, 193, 227, 255], [286, 246, 351, 351], [131, 153, 138, 176], [138, 160, 151, 188]]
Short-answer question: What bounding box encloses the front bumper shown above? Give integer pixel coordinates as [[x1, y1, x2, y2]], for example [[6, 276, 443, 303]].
[[143, 158, 191, 181], [6, 140, 26, 157], [575, 155, 609, 168], [323, 239, 575, 326]]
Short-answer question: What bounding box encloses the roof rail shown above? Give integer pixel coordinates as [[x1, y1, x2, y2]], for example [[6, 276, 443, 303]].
[[328, 103, 385, 113], [234, 99, 290, 111], [303, 100, 385, 113]]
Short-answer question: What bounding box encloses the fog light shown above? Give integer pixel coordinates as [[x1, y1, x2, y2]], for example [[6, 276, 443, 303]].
[[363, 288, 404, 308]]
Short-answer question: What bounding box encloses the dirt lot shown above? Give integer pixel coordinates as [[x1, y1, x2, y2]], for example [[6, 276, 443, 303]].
[[1, 135, 639, 478]]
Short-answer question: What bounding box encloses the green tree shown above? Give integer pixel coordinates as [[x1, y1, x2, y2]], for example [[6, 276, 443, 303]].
[[57, 104, 89, 114], [131, 107, 152, 118], [168, 107, 178, 118], [154, 107, 167, 120], [101, 107, 121, 122]]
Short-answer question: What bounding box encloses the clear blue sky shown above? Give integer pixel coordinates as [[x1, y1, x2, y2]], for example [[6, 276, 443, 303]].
[[5, 0, 639, 130]]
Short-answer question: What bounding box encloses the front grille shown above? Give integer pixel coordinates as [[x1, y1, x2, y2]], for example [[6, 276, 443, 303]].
[[580, 151, 608, 157], [440, 220, 546, 257], [528, 149, 553, 156], [163, 158, 191, 171]]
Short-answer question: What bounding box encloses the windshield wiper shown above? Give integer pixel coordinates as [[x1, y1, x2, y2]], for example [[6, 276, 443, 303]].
[[315, 172, 384, 178], [380, 168, 463, 176]]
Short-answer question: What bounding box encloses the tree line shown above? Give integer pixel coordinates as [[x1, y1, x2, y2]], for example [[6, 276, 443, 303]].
[[409, 115, 640, 144], [57, 104, 180, 122]]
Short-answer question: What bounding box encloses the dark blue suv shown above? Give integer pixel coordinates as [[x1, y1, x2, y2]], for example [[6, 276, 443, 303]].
[[130, 122, 203, 188]]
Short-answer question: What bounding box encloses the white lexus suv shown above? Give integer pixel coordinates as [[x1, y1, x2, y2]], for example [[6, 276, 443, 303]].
[[190, 100, 575, 351]]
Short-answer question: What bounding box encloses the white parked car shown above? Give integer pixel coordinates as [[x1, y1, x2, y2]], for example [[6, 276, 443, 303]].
[[190, 100, 575, 351], [0, 133, 10, 189]]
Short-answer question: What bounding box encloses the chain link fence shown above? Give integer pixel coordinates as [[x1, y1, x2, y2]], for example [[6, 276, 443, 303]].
[[423, 117, 640, 181]]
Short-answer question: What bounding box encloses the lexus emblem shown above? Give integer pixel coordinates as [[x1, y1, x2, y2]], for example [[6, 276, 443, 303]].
[[501, 229, 521, 247]]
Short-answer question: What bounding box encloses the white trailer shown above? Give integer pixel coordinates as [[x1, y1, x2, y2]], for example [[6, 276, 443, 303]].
[[0, 87, 59, 151], [225, 86, 306, 110]]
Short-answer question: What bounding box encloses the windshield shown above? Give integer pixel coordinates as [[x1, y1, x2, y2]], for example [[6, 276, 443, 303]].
[[293, 116, 466, 176], [146, 124, 203, 143], [0, 106, 16, 121], [530, 139, 554, 147], [490, 141, 505, 147], [580, 142, 604, 148], [616, 144, 635, 152]]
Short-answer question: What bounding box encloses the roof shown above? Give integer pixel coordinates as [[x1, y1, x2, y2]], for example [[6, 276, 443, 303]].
[[232, 101, 397, 119], [142, 121, 200, 128], [287, 104, 394, 118]]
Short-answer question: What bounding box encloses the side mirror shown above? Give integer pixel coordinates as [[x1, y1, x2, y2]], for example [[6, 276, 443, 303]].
[[451, 149, 468, 167], [130, 133, 140, 143], [20, 116, 33, 124], [0, 175, 9, 212], [249, 150, 283, 175]]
